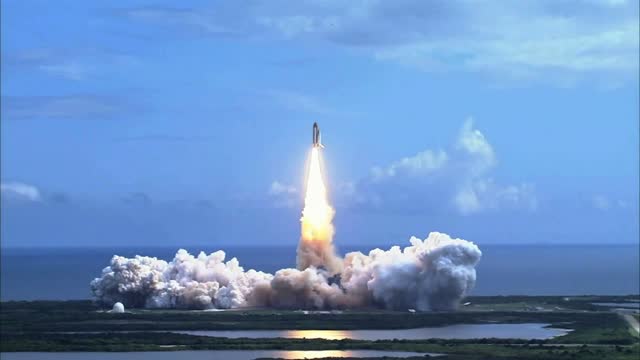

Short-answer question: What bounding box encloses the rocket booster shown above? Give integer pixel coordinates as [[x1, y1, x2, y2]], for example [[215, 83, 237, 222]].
[[312, 122, 324, 148]]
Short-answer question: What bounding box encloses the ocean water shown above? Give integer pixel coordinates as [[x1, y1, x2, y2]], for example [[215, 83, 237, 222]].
[[1, 244, 638, 301]]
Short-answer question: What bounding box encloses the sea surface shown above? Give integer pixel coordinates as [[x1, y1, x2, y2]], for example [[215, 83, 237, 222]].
[[1, 244, 639, 301]]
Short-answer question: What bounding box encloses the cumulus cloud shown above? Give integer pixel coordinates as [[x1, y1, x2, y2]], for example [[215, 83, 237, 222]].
[[349, 119, 536, 215], [371, 150, 448, 181], [122, 1, 639, 84], [456, 120, 496, 172], [91, 231, 481, 311], [0, 182, 41, 202]]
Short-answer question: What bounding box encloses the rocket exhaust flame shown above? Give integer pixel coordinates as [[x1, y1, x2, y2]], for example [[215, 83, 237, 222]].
[[90, 123, 482, 311], [298, 147, 340, 273], [302, 148, 331, 236]]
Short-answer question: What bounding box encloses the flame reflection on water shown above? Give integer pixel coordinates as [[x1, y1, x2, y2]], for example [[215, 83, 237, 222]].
[[284, 329, 351, 340]]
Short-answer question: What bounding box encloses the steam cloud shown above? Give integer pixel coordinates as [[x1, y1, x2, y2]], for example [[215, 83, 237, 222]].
[[91, 147, 482, 311], [91, 232, 481, 311]]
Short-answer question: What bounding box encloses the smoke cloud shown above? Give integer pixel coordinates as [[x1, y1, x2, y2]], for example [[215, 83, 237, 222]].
[[91, 146, 482, 311], [91, 232, 481, 311]]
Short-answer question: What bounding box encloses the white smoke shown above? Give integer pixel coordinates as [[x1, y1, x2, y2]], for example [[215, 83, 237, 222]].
[[91, 232, 481, 311]]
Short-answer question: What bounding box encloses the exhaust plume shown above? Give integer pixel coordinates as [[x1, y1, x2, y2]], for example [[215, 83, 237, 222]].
[[297, 147, 341, 273], [91, 232, 481, 311], [91, 145, 482, 311]]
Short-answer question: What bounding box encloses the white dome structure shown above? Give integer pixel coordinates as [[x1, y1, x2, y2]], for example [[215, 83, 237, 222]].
[[111, 302, 125, 313]]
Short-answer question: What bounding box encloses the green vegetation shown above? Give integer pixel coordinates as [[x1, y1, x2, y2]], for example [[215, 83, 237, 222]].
[[2, 296, 637, 333], [464, 295, 639, 312], [259, 345, 640, 360], [257, 344, 639, 360], [1, 332, 638, 359], [1, 295, 638, 358]]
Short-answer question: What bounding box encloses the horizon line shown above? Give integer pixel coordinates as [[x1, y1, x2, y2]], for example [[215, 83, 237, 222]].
[[2, 242, 639, 250]]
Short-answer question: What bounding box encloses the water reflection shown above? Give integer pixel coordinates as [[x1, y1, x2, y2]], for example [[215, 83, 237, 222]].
[[0, 350, 431, 360], [272, 350, 356, 359], [176, 323, 570, 340], [284, 330, 351, 340], [592, 302, 640, 309]]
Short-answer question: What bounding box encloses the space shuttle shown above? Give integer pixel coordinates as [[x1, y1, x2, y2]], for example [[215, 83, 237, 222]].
[[312, 122, 324, 148]]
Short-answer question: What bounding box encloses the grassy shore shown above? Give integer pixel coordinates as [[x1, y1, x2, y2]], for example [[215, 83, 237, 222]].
[[1, 295, 638, 358], [1, 333, 638, 359]]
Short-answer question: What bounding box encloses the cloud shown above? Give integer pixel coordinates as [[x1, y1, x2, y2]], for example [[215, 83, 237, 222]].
[[592, 195, 629, 211], [121, 1, 638, 85], [120, 6, 242, 37], [371, 150, 448, 181], [38, 62, 90, 81], [90, 232, 481, 311], [374, 18, 638, 81], [1, 183, 72, 205], [1, 95, 128, 121], [269, 181, 297, 196], [1, 182, 41, 202], [347, 119, 536, 215], [456, 120, 496, 171], [1, 48, 137, 81], [113, 134, 216, 143], [269, 181, 298, 208], [455, 180, 537, 215], [2, 49, 91, 80], [266, 90, 334, 115]]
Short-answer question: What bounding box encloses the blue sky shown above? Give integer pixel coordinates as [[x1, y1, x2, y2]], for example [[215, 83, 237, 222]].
[[1, 0, 638, 247]]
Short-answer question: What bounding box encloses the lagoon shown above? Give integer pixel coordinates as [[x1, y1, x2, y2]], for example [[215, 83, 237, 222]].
[[174, 323, 570, 340]]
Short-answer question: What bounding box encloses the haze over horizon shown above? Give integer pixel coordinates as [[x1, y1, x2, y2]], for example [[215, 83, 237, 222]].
[[1, 0, 639, 248]]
